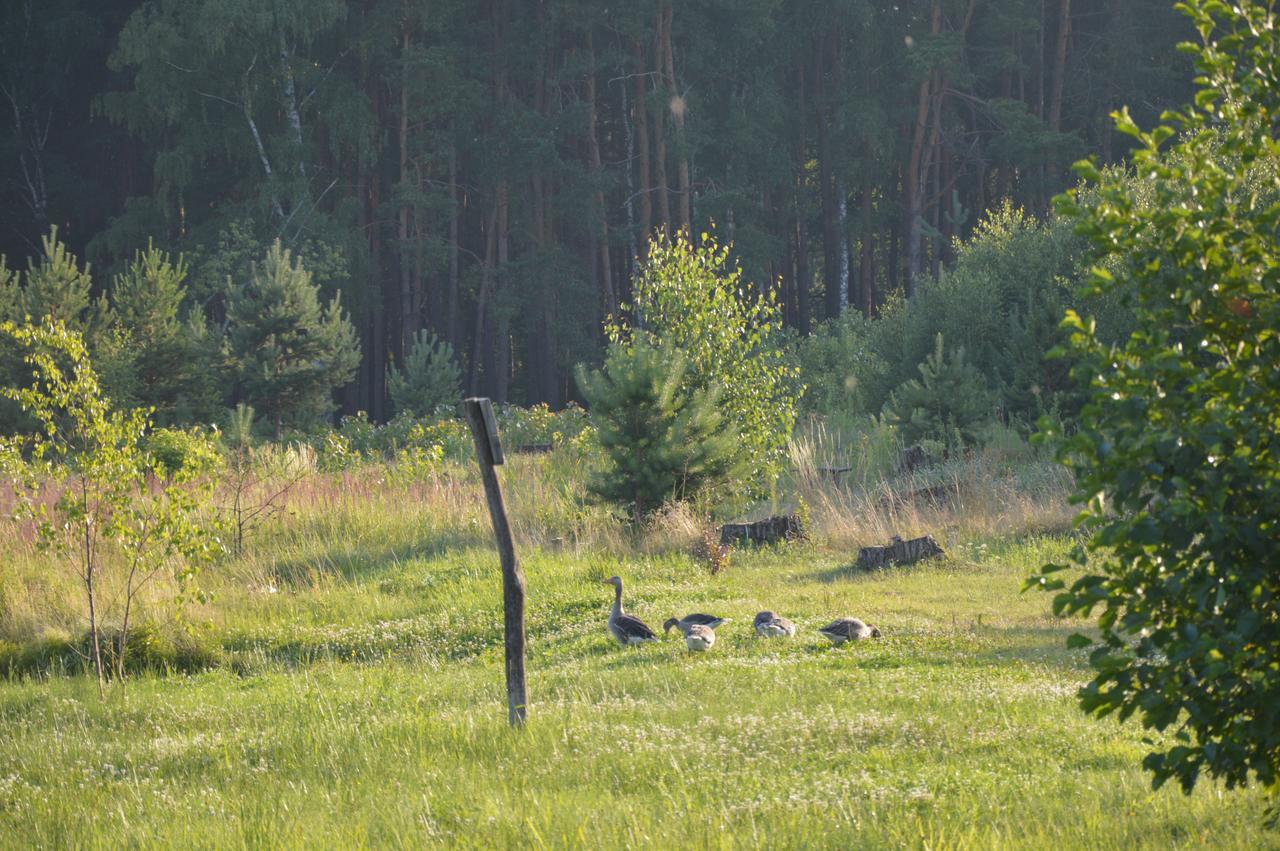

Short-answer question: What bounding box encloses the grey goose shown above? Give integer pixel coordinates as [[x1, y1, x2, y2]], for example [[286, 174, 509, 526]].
[[602, 576, 659, 647]]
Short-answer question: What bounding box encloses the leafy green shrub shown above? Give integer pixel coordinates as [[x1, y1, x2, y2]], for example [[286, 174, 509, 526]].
[[497, 402, 592, 450], [577, 339, 745, 521], [795, 312, 887, 423], [798, 204, 1122, 429], [143, 426, 222, 479], [881, 333, 996, 449], [1033, 0, 1280, 805], [386, 329, 462, 417], [410, 417, 472, 461], [317, 430, 361, 472], [608, 233, 802, 495]]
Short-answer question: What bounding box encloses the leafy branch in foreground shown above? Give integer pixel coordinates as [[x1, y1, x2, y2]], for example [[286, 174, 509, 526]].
[[0, 319, 219, 691], [1033, 0, 1280, 810]]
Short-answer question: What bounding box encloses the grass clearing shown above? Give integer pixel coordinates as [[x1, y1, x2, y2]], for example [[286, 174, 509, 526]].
[[0, 446, 1270, 847]]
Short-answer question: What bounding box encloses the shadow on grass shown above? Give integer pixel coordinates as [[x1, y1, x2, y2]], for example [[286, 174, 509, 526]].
[[261, 528, 492, 587], [973, 622, 1091, 672], [813, 560, 943, 584], [600, 649, 674, 671]]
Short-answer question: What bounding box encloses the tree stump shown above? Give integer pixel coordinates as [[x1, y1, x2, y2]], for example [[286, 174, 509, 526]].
[[720, 514, 805, 547], [854, 534, 945, 571], [515, 443, 553, 454]]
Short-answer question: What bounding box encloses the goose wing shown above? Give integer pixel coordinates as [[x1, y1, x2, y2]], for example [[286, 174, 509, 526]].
[[683, 612, 727, 629], [818, 618, 856, 638], [613, 613, 658, 642]]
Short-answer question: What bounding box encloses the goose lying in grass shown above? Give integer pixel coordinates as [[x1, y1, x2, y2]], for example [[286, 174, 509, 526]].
[[753, 611, 796, 637], [817, 617, 881, 646], [662, 613, 727, 634], [602, 576, 659, 647], [667, 621, 717, 652]]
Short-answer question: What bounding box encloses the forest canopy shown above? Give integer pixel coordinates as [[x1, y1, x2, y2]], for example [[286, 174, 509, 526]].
[[0, 0, 1195, 422]]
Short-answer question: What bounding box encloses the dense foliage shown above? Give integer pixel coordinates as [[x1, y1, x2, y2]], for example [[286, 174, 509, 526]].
[[1035, 0, 1280, 801], [798, 203, 1121, 434]]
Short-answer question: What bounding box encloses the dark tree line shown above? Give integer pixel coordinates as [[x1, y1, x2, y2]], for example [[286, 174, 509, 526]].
[[0, 0, 1194, 420]]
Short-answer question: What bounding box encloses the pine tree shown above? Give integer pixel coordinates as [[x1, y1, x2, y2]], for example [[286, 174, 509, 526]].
[[21, 228, 101, 330], [108, 242, 220, 424], [882, 332, 995, 448], [386, 329, 461, 417], [225, 241, 359, 435], [577, 338, 745, 521]]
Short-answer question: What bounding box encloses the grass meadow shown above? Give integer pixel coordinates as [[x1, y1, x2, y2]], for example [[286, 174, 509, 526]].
[[0, 432, 1272, 848]]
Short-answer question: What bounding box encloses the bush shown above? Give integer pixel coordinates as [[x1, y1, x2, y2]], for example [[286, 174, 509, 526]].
[[143, 426, 222, 479], [577, 339, 745, 521], [386, 329, 462, 417], [795, 312, 887, 424]]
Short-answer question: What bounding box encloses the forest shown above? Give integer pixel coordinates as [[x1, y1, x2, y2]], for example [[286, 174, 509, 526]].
[[0, 0, 1193, 420]]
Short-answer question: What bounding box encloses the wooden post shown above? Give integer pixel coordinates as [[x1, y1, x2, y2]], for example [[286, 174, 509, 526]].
[[463, 397, 528, 726]]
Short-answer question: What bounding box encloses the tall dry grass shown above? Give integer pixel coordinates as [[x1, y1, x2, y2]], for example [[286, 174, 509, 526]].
[[0, 425, 1075, 646], [788, 421, 1075, 552]]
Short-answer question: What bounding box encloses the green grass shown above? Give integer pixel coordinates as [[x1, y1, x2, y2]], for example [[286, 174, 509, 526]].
[[0, 526, 1271, 848]]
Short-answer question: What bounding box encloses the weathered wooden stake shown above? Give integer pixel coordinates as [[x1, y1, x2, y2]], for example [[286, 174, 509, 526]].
[[463, 397, 527, 726]]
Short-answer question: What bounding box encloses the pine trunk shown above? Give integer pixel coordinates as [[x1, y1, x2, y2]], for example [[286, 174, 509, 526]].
[[632, 38, 652, 251], [661, 2, 690, 234]]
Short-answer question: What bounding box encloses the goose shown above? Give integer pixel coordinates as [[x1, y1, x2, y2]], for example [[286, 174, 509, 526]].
[[753, 611, 796, 638], [817, 617, 882, 646], [602, 576, 659, 647], [662, 613, 728, 634], [675, 622, 716, 652]]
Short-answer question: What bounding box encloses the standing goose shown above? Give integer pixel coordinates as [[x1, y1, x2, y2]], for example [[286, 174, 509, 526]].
[[674, 622, 716, 652], [602, 576, 659, 647], [662, 613, 728, 634], [817, 617, 882, 646], [754, 611, 796, 638]]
